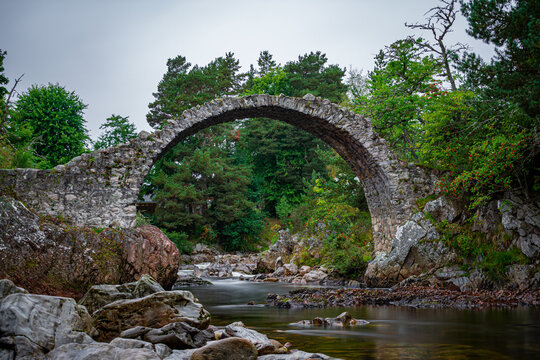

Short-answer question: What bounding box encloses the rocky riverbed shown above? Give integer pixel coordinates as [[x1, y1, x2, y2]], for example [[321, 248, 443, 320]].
[[0, 276, 333, 360], [265, 286, 540, 310]]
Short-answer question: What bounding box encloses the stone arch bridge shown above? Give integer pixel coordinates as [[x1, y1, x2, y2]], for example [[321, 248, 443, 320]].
[[0, 94, 437, 253]]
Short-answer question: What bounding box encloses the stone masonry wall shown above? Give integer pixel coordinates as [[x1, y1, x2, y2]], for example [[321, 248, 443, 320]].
[[0, 94, 438, 252]]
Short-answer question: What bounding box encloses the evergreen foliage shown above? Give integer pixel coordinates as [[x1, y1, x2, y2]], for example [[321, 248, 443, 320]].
[[94, 114, 137, 150], [146, 53, 244, 129]]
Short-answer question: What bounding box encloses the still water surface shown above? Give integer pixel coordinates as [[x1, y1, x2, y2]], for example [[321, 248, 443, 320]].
[[181, 278, 540, 359]]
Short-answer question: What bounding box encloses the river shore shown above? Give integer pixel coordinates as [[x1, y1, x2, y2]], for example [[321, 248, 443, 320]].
[[265, 285, 540, 310]]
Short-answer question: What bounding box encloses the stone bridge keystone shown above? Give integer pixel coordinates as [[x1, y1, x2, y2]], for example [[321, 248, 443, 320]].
[[0, 94, 437, 252]]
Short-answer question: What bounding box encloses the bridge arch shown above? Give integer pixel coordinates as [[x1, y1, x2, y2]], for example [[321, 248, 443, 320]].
[[0, 94, 436, 252]]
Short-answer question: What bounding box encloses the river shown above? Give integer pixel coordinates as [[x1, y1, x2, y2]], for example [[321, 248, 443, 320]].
[[176, 275, 540, 359]]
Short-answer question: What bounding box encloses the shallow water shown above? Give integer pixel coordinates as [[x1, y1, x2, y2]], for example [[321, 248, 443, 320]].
[[181, 278, 540, 359]]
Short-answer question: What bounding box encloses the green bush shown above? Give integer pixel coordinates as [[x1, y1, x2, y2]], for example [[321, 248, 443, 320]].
[[164, 230, 193, 255]]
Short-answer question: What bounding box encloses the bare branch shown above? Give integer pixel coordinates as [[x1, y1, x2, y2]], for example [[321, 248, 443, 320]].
[[404, 0, 469, 91], [1, 74, 23, 131]]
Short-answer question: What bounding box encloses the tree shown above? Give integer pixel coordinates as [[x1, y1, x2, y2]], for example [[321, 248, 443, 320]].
[[240, 51, 348, 215], [94, 114, 137, 149], [283, 51, 347, 103], [405, 0, 468, 90], [14, 83, 89, 167], [0, 49, 8, 100], [257, 50, 277, 76], [148, 124, 264, 251], [355, 38, 441, 161], [144, 53, 264, 250], [460, 0, 540, 119], [147, 53, 244, 128]]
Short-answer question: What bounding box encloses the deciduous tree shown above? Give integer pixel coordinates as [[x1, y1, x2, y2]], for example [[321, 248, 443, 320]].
[[14, 83, 89, 167]]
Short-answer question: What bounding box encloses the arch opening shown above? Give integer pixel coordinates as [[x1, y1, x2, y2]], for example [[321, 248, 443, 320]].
[[132, 95, 413, 253]]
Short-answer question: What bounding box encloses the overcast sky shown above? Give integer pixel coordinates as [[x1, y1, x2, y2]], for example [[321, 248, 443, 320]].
[[0, 0, 494, 140]]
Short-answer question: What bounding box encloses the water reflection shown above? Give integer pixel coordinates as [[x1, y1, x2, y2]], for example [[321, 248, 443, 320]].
[[183, 278, 540, 359]]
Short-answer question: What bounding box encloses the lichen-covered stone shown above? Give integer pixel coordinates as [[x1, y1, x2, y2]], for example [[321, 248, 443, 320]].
[[79, 275, 165, 314], [0, 196, 179, 298], [92, 290, 210, 342], [423, 196, 460, 223], [364, 218, 456, 287]]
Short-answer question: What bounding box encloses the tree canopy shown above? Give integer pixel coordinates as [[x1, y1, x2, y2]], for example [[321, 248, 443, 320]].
[[94, 114, 137, 150], [13, 83, 89, 168]]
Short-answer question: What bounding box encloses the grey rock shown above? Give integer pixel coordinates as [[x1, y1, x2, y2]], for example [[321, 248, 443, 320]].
[[46, 342, 160, 360], [132, 274, 166, 298], [0, 279, 28, 300], [92, 290, 210, 342], [518, 233, 540, 258], [275, 256, 283, 270], [79, 275, 164, 315], [283, 263, 298, 276], [154, 343, 173, 359], [190, 338, 258, 360], [392, 221, 427, 263], [434, 266, 466, 281], [472, 200, 501, 234], [224, 324, 275, 355], [423, 197, 460, 223], [109, 337, 154, 350], [298, 266, 311, 276], [303, 269, 328, 283], [498, 201, 520, 231], [365, 221, 456, 287], [258, 351, 330, 359], [273, 266, 285, 277], [172, 276, 212, 289], [296, 312, 369, 327], [142, 321, 210, 349], [0, 293, 93, 359], [163, 349, 197, 360], [506, 264, 540, 291], [78, 285, 134, 315], [119, 326, 152, 339]]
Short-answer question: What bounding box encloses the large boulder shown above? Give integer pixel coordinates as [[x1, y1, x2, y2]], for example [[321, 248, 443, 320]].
[[190, 338, 258, 360], [256, 253, 280, 274], [365, 215, 456, 287], [118, 322, 214, 350], [283, 263, 298, 276], [256, 230, 298, 273], [498, 197, 540, 259], [124, 225, 180, 288], [224, 324, 275, 355], [0, 293, 94, 359], [92, 290, 210, 342], [0, 196, 179, 298], [46, 342, 161, 360], [303, 269, 328, 283], [79, 275, 165, 314]]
